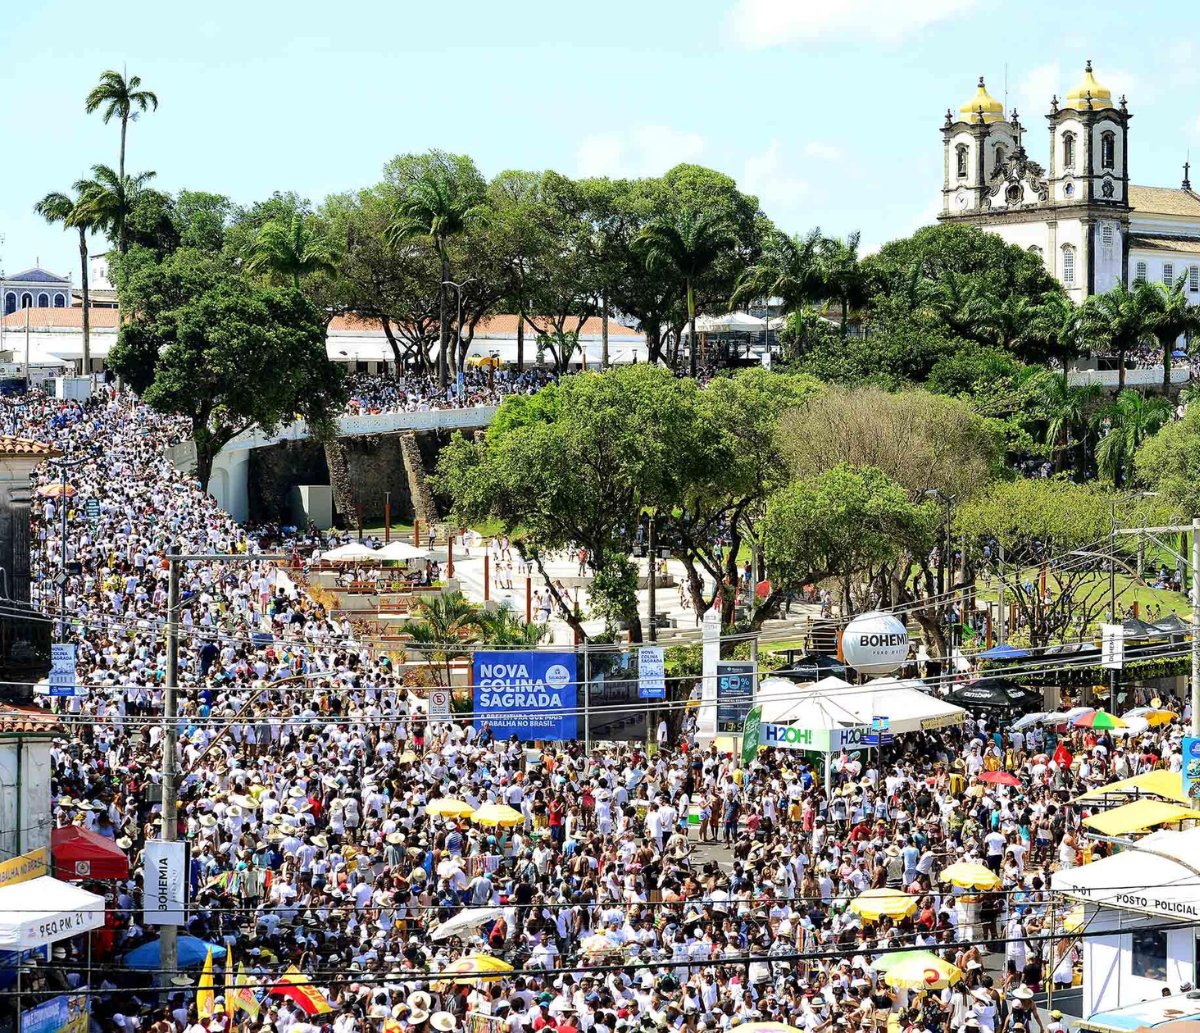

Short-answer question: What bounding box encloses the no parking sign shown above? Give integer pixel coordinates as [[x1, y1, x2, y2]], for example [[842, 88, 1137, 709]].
[[428, 688, 451, 722]]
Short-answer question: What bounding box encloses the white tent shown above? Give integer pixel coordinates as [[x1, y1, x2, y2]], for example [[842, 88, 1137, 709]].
[[0, 876, 105, 950], [319, 542, 379, 563], [691, 312, 776, 335], [756, 676, 966, 734], [375, 541, 430, 562]]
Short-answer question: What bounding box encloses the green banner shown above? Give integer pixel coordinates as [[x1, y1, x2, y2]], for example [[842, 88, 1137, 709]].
[[741, 705, 763, 765]]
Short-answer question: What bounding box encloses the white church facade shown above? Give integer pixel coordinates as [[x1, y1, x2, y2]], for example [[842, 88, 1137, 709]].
[[939, 62, 1200, 305]]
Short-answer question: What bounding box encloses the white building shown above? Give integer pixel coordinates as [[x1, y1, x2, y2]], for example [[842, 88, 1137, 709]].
[[940, 63, 1200, 306], [1, 267, 72, 316]]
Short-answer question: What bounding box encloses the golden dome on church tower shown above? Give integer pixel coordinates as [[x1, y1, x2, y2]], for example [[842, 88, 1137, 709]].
[[959, 77, 1004, 123], [1064, 60, 1113, 110]]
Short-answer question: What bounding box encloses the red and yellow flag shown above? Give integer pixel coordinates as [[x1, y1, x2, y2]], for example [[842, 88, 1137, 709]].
[[233, 962, 261, 1020], [269, 965, 333, 1016]]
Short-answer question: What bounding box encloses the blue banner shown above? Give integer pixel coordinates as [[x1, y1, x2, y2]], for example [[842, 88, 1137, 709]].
[[473, 650, 577, 741], [1184, 736, 1200, 800], [716, 661, 756, 734]]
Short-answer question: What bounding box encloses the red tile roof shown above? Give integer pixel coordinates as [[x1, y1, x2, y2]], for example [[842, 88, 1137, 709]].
[[0, 705, 61, 734], [0, 307, 119, 330], [0, 437, 62, 458], [328, 313, 641, 337]]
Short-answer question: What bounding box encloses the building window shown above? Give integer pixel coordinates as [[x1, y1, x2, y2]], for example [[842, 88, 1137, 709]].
[[956, 144, 968, 178], [1101, 223, 1114, 246], [53, 293, 66, 308], [1131, 928, 1168, 981], [1135, 262, 1148, 282], [36, 293, 49, 308], [1062, 246, 1076, 286], [1164, 263, 1175, 286], [1191, 266, 1200, 291], [2, 292, 14, 315], [995, 145, 1007, 170], [1063, 132, 1076, 170], [1101, 131, 1116, 170], [20, 293, 32, 309]]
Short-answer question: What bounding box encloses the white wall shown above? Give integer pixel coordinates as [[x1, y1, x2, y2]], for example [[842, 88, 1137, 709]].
[[1130, 251, 1200, 302], [0, 739, 53, 861], [1083, 905, 1197, 1014]]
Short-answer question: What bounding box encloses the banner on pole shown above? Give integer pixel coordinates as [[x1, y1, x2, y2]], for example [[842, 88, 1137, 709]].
[[637, 646, 666, 700], [741, 706, 763, 765], [1101, 623, 1125, 670], [48, 644, 77, 697], [472, 651, 577, 741], [143, 840, 187, 926]]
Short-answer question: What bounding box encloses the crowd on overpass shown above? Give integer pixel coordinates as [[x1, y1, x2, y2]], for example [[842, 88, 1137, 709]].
[[343, 370, 558, 416]]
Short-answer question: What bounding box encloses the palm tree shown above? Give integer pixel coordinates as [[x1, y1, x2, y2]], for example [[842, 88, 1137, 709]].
[[730, 227, 825, 314], [636, 209, 735, 376], [34, 189, 98, 374], [477, 607, 548, 646], [1079, 281, 1155, 392], [84, 69, 158, 182], [246, 213, 338, 288], [988, 294, 1039, 353], [399, 590, 482, 685], [1030, 293, 1084, 385], [1037, 374, 1104, 474], [1096, 388, 1172, 485], [386, 170, 485, 389], [927, 270, 997, 343], [818, 232, 869, 336], [1140, 277, 1200, 393], [75, 163, 156, 255]]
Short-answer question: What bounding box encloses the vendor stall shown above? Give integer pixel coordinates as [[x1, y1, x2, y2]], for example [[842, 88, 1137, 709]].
[[0, 876, 105, 952], [51, 826, 130, 881]]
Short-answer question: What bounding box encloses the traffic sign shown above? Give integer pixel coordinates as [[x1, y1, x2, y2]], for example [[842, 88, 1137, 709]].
[[429, 688, 451, 722], [52, 571, 68, 590]]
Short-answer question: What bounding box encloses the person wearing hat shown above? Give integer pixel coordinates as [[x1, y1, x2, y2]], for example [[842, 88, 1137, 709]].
[[1005, 986, 1042, 1033]]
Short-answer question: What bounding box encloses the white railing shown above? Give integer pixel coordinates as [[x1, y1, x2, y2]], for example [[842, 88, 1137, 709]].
[[225, 406, 498, 451], [1067, 367, 1191, 389]]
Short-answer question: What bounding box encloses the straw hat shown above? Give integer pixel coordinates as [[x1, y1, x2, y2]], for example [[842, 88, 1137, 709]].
[[408, 992, 433, 1012], [431, 1013, 457, 1032], [409, 1009, 430, 1025]]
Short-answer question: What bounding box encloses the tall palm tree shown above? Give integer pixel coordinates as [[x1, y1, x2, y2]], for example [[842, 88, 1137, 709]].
[[477, 607, 548, 646], [386, 171, 485, 389], [246, 213, 338, 287], [1037, 374, 1104, 474], [818, 232, 869, 336], [1079, 281, 1155, 392], [1030, 293, 1084, 385], [75, 163, 156, 255], [988, 294, 1039, 354], [927, 269, 997, 343], [730, 227, 825, 314], [84, 69, 158, 182], [34, 189, 98, 374], [1096, 388, 1172, 485], [636, 209, 735, 376], [399, 590, 482, 685], [1140, 277, 1200, 393]]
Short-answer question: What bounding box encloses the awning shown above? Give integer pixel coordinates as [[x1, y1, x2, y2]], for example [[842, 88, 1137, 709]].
[[51, 826, 130, 881], [757, 676, 967, 734], [0, 876, 105, 950], [1073, 769, 1188, 804], [1081, 799, 1196, 836]]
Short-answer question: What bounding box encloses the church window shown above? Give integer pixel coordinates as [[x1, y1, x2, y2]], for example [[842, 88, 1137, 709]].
[[1135, 262, 1148, 282], [2, 292, 13, 315], [20, 293, 32, 309], [36, 293, 48, 308], [956, 144, 968, 178], [1101, 131, 1116, 170], [995, 145, 1007, 169], [1191, 266, 1200, 292], [53, 293, 66, 308], [1063, 132, 1076, 170], [1062, 245, 1076, 286], [1164, 264, 1174, 286]]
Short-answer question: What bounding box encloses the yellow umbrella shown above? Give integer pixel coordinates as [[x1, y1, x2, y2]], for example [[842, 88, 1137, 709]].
[[425, 798, 476, 819], [38, 483, 77, 498], [436, 953, 514, 984], [877, 951, 962, 990], [939, 862, 1002, 890], [1124, 707, 1177, 727], [470, 803, 524, 827], [732, 1025, 804, 1033], [849, 888, 917, 922]]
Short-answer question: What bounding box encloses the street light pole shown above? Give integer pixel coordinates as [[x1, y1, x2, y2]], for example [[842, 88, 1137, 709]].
[[442, 279, 476, 390], [1192, 516, 1200, 736]]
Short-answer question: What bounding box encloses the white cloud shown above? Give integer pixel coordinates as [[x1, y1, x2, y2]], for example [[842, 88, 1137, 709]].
[[741, 142, 809, 208], [729, 0, 977, 49], [804, 141, 842, 161], [574, 125, 706, 179]]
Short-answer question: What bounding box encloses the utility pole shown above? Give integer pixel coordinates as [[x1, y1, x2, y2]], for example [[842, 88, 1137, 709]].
[[997, 541, 1006, 646], [1192, 517, 1199, 736], [648, 515, 657, 643]]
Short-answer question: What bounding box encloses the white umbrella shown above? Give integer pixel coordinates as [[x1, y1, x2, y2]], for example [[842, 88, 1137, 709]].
[[320, 542, 379, 562], [1108, 717, 1150, 737], [1011, 712, 1045, 731], [1041, 706, 1094, 726], [375, 541, 430, 562], [431, 907, 502, 942]]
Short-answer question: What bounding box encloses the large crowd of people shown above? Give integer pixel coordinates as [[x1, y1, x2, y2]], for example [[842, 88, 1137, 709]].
[[342, 370, 557, 416], [0, 388, 1193, 1033]]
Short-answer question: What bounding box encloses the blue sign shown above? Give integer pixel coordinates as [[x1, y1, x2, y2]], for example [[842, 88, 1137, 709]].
[[456, 371, 466, 397], [862, 733, 895, 747], [638, 646, 666, 700], [871, 715, 890, 732], [20, 992, 88, 1033], [716, 661, 756, 734], [473, 651, 578, 741], [1183, 736, 1200, 800]]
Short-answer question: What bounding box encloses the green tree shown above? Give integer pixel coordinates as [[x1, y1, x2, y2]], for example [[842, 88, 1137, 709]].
[[34, 188, 98, 373], [385, 152, 487, 388], [819, 232, 869, 335], [1141, 277, 1200, 393], [1136, 404, 1200, 515], [173, 191, 231, 253], [1036, 374, 1105, 476], [1096, 388, 1172, 486], [1079, 280, 1155, 392], [110, 254, 345, 491], [84, 69, 158, 182], [730, 228, 826, 314], [477, 606, 549, 646], [1028, 292, 1085, 381], [400, 591, 482, 684], [76, 163, 156, 255], [246, 212, 338, 288], [636, 209, 735, 376]]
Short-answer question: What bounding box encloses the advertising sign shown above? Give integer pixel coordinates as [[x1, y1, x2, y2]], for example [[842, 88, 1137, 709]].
[[473, 651, 578, 741], [842, 612, 909, 676], [699, 608, 721, 739], [143, 840, 187, 927], [716, 662, 756, 734], [741, 706, 763, 765], [637, 646, 666, 700], [1183, 736, 1200, 800], [0, 849, 49, 890], [48, 644, 77, 697], [760, 723, 869, 753], [1101, 623, 1126, 670], [20, 993, 89, 1033]]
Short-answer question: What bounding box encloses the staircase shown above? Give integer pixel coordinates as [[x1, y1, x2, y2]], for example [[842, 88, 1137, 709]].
[[399, 433, 438, 529]]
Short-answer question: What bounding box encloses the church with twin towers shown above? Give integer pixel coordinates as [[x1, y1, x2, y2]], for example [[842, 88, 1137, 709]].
[[939, 62, 1200, 306]]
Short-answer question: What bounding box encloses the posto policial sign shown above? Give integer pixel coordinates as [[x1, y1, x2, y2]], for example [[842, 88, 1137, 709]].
[[841, 611, 909, 677]]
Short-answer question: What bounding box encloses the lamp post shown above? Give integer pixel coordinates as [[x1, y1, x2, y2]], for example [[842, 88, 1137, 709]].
[[442, 279, 476, 392], [49, 453, 91, 637], [1107, 491, 1154, 713], [925, 489, 957, 649]]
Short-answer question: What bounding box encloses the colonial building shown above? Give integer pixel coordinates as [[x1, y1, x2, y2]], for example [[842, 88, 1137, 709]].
[[939, 63, 1200, 305], [1, 268, 72, 316]]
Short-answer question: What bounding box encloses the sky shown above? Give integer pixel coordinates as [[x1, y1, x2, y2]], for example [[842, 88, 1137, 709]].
[[4, 0, 1200, 281]]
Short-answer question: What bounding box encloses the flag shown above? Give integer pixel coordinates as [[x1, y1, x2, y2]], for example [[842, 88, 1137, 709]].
[[269, 965, 334, 1015], [1053, 743, 1073, 769], [234, 963, 261, 1020], [225, 949, 234, 1010], [197, 947, 215, 1019]]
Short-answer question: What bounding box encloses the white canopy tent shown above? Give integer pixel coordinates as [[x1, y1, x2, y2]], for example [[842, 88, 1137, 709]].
[[0, 876, 105, 951], [757, 675, 967, 734], [319, 542, 379, 562], [374, 541, 430, 562]]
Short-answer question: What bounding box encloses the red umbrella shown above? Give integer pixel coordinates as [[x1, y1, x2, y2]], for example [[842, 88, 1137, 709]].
[[978, 770, 1021, 787]]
